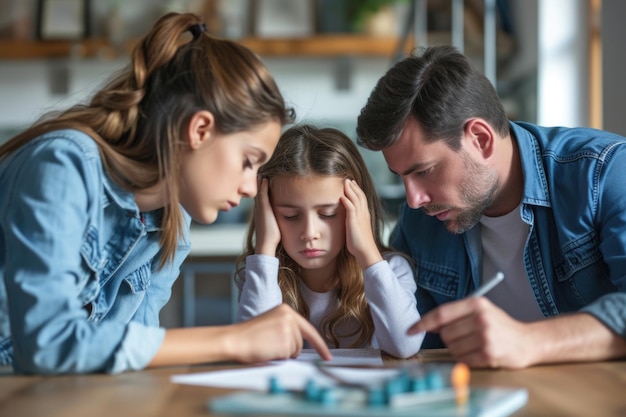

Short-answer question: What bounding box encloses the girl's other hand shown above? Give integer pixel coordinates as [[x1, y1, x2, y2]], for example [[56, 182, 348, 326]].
[[341, 179, 383, 268]]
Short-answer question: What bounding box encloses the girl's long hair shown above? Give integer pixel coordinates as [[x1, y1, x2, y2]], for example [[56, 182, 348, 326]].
[[236, 125, 391, 348], [0, 13, 294, 266]]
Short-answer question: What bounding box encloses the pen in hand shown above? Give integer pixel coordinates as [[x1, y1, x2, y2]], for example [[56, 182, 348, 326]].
[[407, 272, 505, 336], [470, 272, 504, 298]]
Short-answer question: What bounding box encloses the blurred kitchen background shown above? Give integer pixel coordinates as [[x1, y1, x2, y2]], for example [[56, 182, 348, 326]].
[[1, 0, 624, 327]]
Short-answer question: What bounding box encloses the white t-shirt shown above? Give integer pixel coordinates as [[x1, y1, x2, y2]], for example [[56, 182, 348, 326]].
[[479, 206, 544, 321]]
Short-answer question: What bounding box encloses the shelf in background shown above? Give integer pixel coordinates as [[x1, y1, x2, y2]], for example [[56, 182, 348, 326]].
[[238, 34, 413, 57], [0, 32, 514, 61], [0, 34, 418, 60]]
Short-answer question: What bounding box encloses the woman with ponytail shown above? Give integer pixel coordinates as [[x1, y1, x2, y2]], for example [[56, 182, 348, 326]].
[[0, 12, 330, 375]]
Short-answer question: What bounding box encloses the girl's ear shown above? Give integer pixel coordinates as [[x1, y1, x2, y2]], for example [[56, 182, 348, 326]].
[[187, 110, 215, 149]]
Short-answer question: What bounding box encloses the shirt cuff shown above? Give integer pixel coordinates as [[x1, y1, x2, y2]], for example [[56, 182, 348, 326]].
[[108, 322, 166, 374], [580, 292, 626, 337], [246, 254, 279, 268]]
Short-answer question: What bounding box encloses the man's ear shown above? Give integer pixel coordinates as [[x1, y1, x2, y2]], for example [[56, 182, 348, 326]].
[[464, 118, 496, 159], [187, 110, 215, 149]]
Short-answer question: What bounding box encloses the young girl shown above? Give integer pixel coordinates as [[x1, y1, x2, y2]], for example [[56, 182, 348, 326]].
[[236, 125, 424, 358], [0, 13, 330, 375]]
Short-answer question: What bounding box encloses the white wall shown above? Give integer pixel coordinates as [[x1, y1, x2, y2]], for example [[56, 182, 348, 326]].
[[265, 57, 389, 124], [537, 0, 589, 127], [0, 59, 123, 129]]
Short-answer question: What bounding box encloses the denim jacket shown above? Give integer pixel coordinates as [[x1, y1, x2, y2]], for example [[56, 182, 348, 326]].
[[391, 121, 626, 348], [0, 129, 191, 374]]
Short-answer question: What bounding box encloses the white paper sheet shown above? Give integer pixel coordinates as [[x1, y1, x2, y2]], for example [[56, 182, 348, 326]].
[[170, 349, 393, 391], [291, 348, 383, 366]]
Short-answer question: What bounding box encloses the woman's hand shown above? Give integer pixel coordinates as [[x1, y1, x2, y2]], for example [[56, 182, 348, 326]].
[[151, 304, 332, 367], [253, 177, 281, 256], [341, 179, 383, 269], [231, 304, 332, 363]]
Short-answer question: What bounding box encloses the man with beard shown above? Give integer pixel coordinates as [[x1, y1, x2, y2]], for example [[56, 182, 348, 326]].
[[356, 45, 626, 369]]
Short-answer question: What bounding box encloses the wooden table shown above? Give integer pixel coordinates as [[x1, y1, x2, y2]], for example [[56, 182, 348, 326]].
[[1, 350, 625, 417]]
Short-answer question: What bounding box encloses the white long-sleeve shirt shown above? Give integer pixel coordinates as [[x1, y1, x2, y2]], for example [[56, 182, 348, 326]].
[[236, 253, 424, 358]]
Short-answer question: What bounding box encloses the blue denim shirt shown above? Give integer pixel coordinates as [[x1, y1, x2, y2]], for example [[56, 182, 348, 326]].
[[0, 129, 191, 374], [391, 121, 626, 348]]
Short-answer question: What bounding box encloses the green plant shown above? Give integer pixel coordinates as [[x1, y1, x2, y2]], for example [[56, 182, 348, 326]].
[[346, 0, 411, 32]]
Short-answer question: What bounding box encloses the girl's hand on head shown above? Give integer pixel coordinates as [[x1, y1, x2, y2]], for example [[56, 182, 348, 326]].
[[341, 179, 383, 269], [253, 177, 281, 256]]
